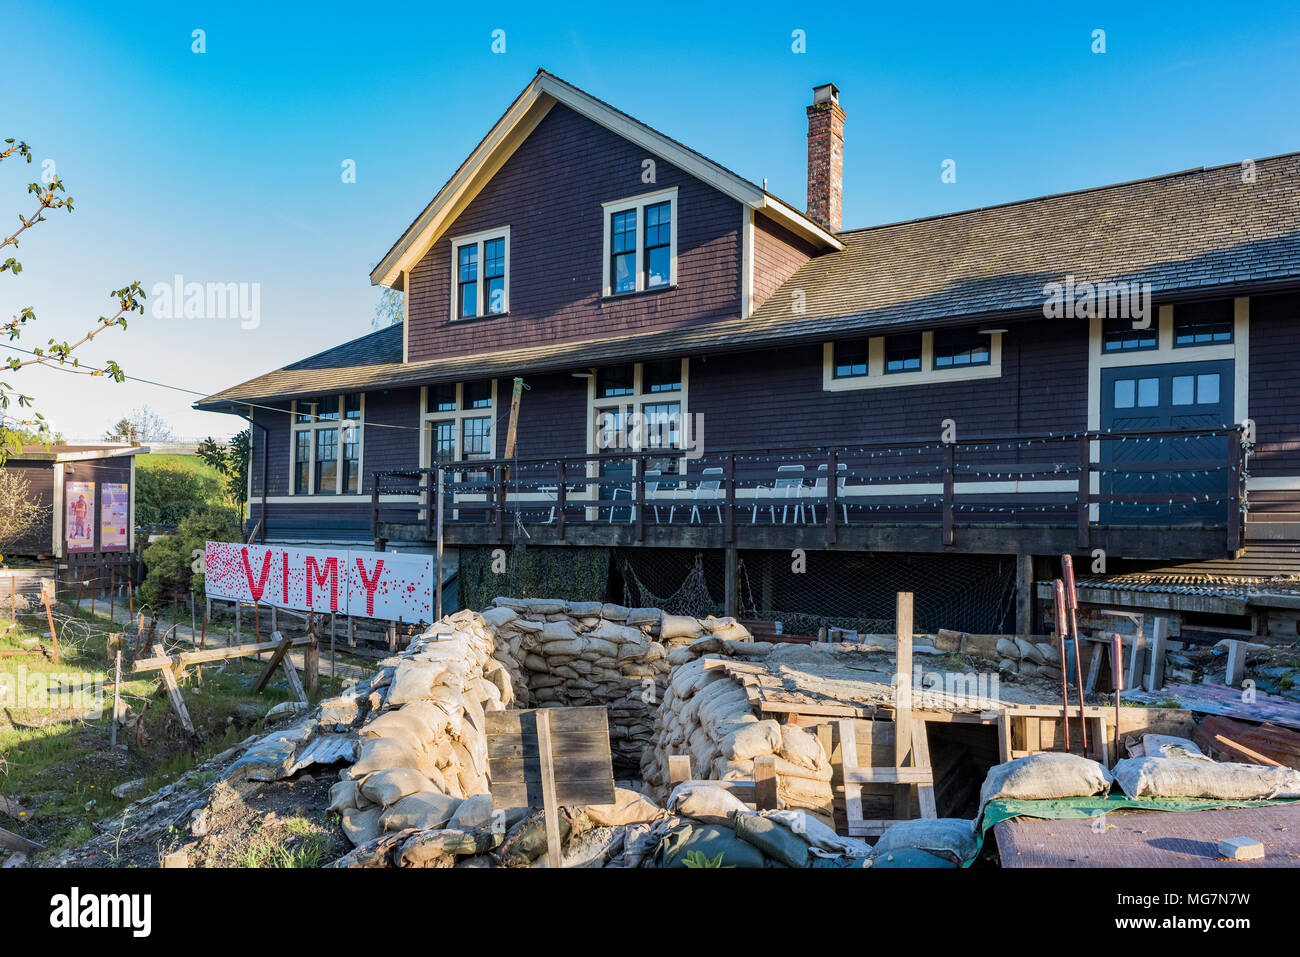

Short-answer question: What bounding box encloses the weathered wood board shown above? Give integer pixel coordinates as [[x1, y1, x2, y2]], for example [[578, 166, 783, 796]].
[[485, 706, 615, 809]]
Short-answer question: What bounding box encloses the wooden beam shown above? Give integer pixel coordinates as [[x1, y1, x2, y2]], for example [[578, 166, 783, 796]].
[[252, 632, 295, 694], [133, 636, 311, 673], [753, 755, 777, 811], [158, 665, 195, 736]]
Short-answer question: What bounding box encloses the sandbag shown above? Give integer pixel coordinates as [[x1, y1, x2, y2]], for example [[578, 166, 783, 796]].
[[328, 779, 360, 813], [1112, 758, 1300, 800], [655, 823, 767, 869], [661, 614, 705, 640], [979, 753, 1112, 810], [871, 818, 978, 865], [585, 787, 665, 827], [720, 720, 782, 760], [732, 812, 810, 868], [359, 768, 441, 807], [396, 827, 501, 867], [387, 661, 444, 705], [350, 737, 425, 776], [494, 807, 573, 867], [342, 807, 382, 847], [779, 724, 826, 772], [448, 793, 497, 831], [379, 791, 463, 832], [666, 782, 750, 825], [1139, 735, 1209, 762]]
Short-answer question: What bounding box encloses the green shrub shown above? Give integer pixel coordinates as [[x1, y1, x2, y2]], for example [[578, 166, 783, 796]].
[[140, 506, 242, 606]]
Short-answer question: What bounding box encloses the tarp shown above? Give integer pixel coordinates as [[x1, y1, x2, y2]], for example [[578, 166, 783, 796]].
[[970, 794, 1300, 867]]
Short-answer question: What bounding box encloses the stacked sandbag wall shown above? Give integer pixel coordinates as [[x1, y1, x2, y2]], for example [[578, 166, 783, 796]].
[[993, 636, 1064, 680], [643, 654, 837, 823], [481, 597, 757, 772]]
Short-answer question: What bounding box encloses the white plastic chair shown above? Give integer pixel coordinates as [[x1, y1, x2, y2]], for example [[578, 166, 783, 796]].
[[811, 462, 849, 523], [688, 467, 725, 524], [752, 464, 806, 524]]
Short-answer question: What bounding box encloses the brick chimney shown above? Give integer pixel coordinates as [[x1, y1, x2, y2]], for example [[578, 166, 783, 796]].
[[806, 82, 844, 232]]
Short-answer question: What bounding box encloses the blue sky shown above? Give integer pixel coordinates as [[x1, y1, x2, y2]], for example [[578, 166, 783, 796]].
[[2, 0, 1297, 441]]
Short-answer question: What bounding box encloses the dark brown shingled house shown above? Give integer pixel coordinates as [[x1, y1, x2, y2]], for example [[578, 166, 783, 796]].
[[197, 70, 1300, 639]]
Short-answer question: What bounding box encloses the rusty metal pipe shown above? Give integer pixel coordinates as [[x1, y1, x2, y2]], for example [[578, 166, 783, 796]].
[[1053, 579, 1072, 752]]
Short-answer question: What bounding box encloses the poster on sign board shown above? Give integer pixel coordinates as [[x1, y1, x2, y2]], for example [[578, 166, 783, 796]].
[[66, 481, 96, 552], [100, 483, 130, 551], [203, 542, 433, 622]]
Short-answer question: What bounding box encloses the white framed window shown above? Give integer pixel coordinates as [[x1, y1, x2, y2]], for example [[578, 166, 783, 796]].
[[823, 330, 1003, 391], [601, 187, 678, 297], [289, 394, 364, 495], [449, 226, 510, 320], [586, 359, 689, 468], [419, 380, 498, 469]]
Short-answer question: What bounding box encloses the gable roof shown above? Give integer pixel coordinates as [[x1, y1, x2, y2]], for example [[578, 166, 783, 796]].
[[197, 152, 1300, 415], [369, 69, 842, 290]]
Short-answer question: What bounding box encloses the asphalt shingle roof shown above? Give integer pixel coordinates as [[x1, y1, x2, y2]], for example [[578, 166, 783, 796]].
[[197, 153, 1300, 412]]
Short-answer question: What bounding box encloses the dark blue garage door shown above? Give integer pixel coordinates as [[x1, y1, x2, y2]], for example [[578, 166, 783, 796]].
[[1100, 360, 1234, 524]]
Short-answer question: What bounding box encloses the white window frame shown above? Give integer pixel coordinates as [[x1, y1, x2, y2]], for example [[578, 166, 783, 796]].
[[418, 380, 498, 469], [601, 187, 678, 298], [822, 330, 1004, 391], [289, 394, 365, 496], [584, 360, 689, 511], [449, 226, 511, 321]]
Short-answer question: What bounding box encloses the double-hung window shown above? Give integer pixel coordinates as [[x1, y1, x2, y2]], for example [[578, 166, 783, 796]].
[[602, 188, 678, 297], [589, 360, 688, 474], [450, 227, 510, 319], [421, 380, 497, 474], [290, 394, 365, 495]]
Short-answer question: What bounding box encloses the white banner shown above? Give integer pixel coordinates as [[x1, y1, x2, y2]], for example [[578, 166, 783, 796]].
[[204, 542, 434, 623]]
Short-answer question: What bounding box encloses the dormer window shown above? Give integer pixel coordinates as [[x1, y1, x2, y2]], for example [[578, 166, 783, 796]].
[[450, 227, 510, 320], [602, 188, 677, 297]]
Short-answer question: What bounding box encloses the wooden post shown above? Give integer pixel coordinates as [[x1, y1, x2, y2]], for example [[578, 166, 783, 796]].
[[634, 454, 645, 542], [9, 575, 14, 622], [236, 600, 242, 642], [128, 579, 133, 617], [159, 665, 195, 736], [724, 453, 736, 544], [1015, 553, 1033, 638], [555, 460, 567, 541], [1077, 435, 1091, 549], [1145, 617, 1168, 692], [1225, 639, 1248, 689], [723, 545, 738, 619], [40, 582, 60, 663], [754, 755, 778, 810], [330, 611, 337, 681], [894, 592, 913, 816], [534, 709, 564, 869], [110, 650, 121, 747], [436, 466, 445, 620], [826, 448, 839, 545], [109, 568, 115, 621], [348, 614, 355, 648], [942, 443, 954, 546], [304, 613, 319, 691]]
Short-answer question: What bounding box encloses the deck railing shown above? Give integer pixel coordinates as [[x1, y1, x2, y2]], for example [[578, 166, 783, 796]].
[[370, 426, 1248, 551]]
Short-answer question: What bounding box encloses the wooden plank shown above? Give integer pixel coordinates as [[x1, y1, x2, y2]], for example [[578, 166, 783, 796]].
[[281, 656, 308, 705], [158, 665, 195, 735], [252, 631, 294, 694], [1193, 716, 1300, 770], [843, 767, 935, 785], [837, 720, 863, 830], [485, 706, 609, 735], [486, 730, 611, 761], [488, 755, 613, 782], [754, 755, 777, 811], [895, 592, 913, 816], [0, 825, 43, 855], [133, 636, 311, 673], [911, 717, 937, 819], [535, 710, 563, 869]]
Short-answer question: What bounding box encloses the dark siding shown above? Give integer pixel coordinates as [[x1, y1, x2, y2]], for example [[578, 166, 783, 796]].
[[4, 462, 54, 556], [1247, 291, 1300, 481], [361, 388, 421, 491], [751, 214, 817, 312], [406, 104, 743, 362]]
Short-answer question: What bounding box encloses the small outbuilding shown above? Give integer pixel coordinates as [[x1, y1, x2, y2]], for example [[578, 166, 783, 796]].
[[2, 444, 148, 559]]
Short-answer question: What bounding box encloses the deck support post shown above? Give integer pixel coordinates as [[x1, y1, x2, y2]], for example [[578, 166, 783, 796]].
[[1016, 552, 1034, 638], [724, 545, 738, 618]]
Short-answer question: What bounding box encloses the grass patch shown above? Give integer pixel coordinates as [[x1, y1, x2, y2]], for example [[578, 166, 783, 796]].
[[236, 818, 333, 868], [0, 601, 345, 857]]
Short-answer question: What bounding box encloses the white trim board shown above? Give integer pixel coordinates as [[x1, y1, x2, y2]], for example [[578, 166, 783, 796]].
[[822, 331, 1004, 391], [370, 72, 841, 289]]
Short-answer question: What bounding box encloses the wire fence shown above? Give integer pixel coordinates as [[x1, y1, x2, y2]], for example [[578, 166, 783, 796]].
[[614, 547, 1018, 636]]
